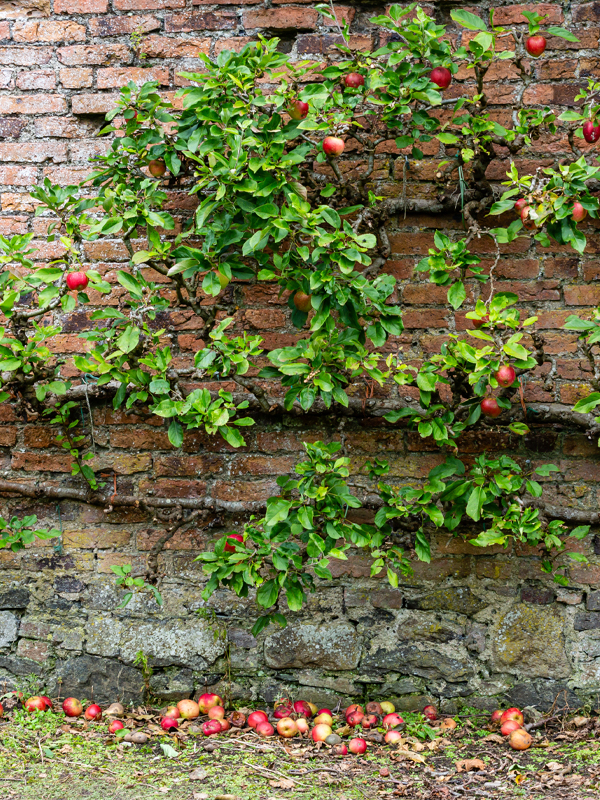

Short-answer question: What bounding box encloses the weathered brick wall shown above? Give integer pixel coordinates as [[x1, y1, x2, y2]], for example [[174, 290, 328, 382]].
[[2, 0, 600, 712]]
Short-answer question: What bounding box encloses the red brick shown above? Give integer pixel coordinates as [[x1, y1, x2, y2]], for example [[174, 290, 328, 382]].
[[0, 166, 38, 186], [11, 452, 72, 472], [98, 553, 147, 574], [492, 3, 563, 24], [0, 426, 16, 446], [13, 20, 86, 42], [114, 0, 184, 8], [57, 44, 131, 66], [89, 15, 161, 36], [244, 7, 318, 29], [34, 117, 94, 137], [0, 143, 67, 162], [15, 70, 56, 90], [0, 68, 11, 89], [0, 95, 66, 114], [72, 93, 120, 114], [55, 0, 108, 10], [97, 66, 169, 88], [110, 429, 172, 449], [564, 285, 600, 305], [142, 34, 211, 58], [0, 47, 53, 66], [165, 11, 236, 31], [59, 68, 93, 88], [155, 454, 226, 476], [212, 479, 278, 502]]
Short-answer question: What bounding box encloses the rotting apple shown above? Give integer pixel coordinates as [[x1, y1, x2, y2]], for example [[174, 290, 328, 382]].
[[423, 705, 438, 721], [491, 709, 503, 724], [346, 710, 365, 727], [274, 705, 294, 720], [202, 720, 222, 737], [294, 700, 313, 717], [331, 743, 348, 755], [161, 717, 179, 732], [508, 728, 532, 750], [365, 701, 382, 716], [361, 714, 378, 729], [439, 718, 457, 732]]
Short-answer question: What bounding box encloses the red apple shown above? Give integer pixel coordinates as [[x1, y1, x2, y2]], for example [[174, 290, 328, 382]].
[[108, 719, 124, 734], [219, 719, 230, 732], [583, 120, 600, 143], [311, 723, 332, 742], [293, 700, 313, 717], [41, 696, 53, 710], [296, 717, 309, 734], [197, 694, 222, 714], [202, 719, 222, 737], [0, 702, 4, 717], [514, 198, 528, 213], [331, 743, 348, 755], [481, 397, 502, 418], [248, 710, 269, 729], [276, 717, 298, 738], [62, 698, 83, 717], [313, 712, 333, 726], [349, 737, 367, 754], [501, 708, 524, 726], [423, 705, 438, 721], [346, 710, 364, 727], [25, 697, 47, 713], [256, 721, 275, 737], [385, 729, 403, 744], [501, 719, 522, 736], [224, 533, 243, 553], [177, 699, 200, 720], [288, 100, 309, 120], [344, 72, 365, 88], [161, 716, 179, 732], [274, 705, 294, 720], [495, 365, 516, 388], [148, 159, 166, 177], [65, 271, 89, 291], [526, 35, 546, 57], [573, 201, 587, 222], [472, 314, 490, 329], [429, 67, 452, 89], [382, 712, 404, 730], [345, 704, 363, 716], [323, 136, 345, 157], [361, 714, 378, 729], [491, 709, 503, 724], [508, 728, 532, 750], [317, 708, 333, 716], [520, 205, 537, 230], [164, 705, 180, 719], [208, 706, 225, 720], [84, 704, 102, 721]]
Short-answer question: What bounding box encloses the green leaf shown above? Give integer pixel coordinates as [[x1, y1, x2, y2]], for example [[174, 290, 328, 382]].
[[450, 9, 487, 30], [415, 529, 431, 562], [573, 392, 600, 413], [447, 281, 466, 310], [546, 26, 579, 42], [256, 579, 279, 609], [168, 419, 183, 448], [436, 132, 459, 145], [508, 422, 529, 435], [116, 325, 140, 354], [466, 485, 485, 521]]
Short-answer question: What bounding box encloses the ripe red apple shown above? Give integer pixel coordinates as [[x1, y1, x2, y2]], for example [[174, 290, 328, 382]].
[[508, 728, 532, 750], [197, 694, 222, 714], [583, 120, 600, 143], [317, 707, 333, 716], [65, 271, 89, 291], [0, 702, 4, 717], [311, 723, 332, 742], [288, 100, 309, 120], [276, 717, 298, 738], [423, 705, 438, 721], [365, 701, 382, 716], [382, 712, 404, 730], [177, 699, 200, 720], [526, 35, 546, 57], [472, 314, 490, 329], [501, 719, 522, 736], [294, 700, 313, 717], [429, 67, 452, 89], [573, 201, 587, 222], [491, 709, 503, 724], [224, 533, 243, 553], [248, 710, 269, 729], [361, 714, 378, 729], [520, 205, 537, 230], [296, 717, 309, 734], [84, 704, 102, 721], [161, 716, 179, 732], [62, 698, 83, 717], [349, 737, 367, 754], [274, 705, 294, 719], [495, 365, 516, 388], [385, 729, 403, 744], [344, 72, 365, 88], [380, 701, 395, 714], [208, 706, 225, 720], [501, 708, 524, 726], [256, 720, 275, 737], [314, 712, 333, 726], [331, 743, 348, 755], [481, 397, 502, 418], [164, 705, 180, 719], [345, 704, 363, 716], [108, 719, 124, 734], [514, 198, 528, 213], [41, 696, 53, 710], [347, 710, 365, 727], [323, 136, 345, 157], [202, 719, 222, 736], [219, 719, 230, 732], [25, 696, 48, 713], [148, 159, 166, 177]]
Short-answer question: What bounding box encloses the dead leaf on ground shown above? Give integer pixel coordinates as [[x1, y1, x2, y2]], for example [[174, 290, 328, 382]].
[[268, 779, 295, 789], [397, 749, 426, 764], [193, 794, 209, 800], [546, 762, 564, 772], [482, 734, 504, 744], [572, 716, 589, 727], [189, 768, 208, 781], [456, 758, 486, 773]]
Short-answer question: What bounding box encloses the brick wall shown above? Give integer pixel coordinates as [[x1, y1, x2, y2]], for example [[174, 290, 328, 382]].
[[1, 0, 600, 711]]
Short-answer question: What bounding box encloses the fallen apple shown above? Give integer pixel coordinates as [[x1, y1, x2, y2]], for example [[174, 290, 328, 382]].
[[311, 723, 332, 742], [108, 719, 124, 734], [228, 710, 246, 728], [313, 712, 333, 726], [361, 714, 378, 729], [307, 702, 318, 716], [177, 699, 200, 720], [491, 709, 503, 724], [197, 694, 223, 715], [248, 710, 269, 729], [105, 702, 125, 717], [219, 719, 230, 732], [274, 698, 290, 709], [423, 705, 438, 721], [317, 707, 333, 716], [508, 728, 532, 750], [208, 706, 225, 721], [346, 710, 365, 727], [62, 698, 83, 718], [274, 705, 294, 720], [349, 737, 367, 754], [345, 704, 363, 716], [296, 717, 309, 734], [382, 712, 404, 730], [202, 720, 222, 737], [380, 701, 395, 715], [161, 716, 179, 732], [501, 720, 522, 736], [0, 703, 3, 718], [365, 701, 382, 716], [24, 697, 47, 713], [41, 696, 53, 710], [331, 743, 348, 755], [294, 700, 313, 717], [256, 720, 275, 737], [164, 705, 180, 719], [84, 704, 102, 721], [276, 717, 298, 738], [440, 718, 457, 732], [501, 708, 524, 726], [385, 730, 403, 744]]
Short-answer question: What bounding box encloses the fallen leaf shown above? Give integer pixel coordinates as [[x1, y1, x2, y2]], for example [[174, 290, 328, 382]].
[[514, 774, 527, 785], [193, 794, 209, 800], [572, 716, 589, 728], [456, 759, 485, 773], [546, 762, 564, 772], [398, 749, 426, 764], [268, 779, 295, 789], [482, 734, 504, 744], [190, 768, 209, 781]]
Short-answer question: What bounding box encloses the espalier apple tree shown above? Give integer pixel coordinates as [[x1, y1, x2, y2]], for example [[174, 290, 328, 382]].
[[0, 4, 598, 633]]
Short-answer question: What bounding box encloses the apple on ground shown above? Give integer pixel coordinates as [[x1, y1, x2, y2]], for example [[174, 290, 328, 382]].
[[491, 709, 503, 723], [323, 136, 345, 157], [274, 705, 294, 719], [525, 35, 546, 57], [349, 737, 367, 754], [164, 705, 180, 719], [248, 710, 269, 729], [307, 702, 318, 716], [345, 704, 363, 716], [84, 704, 102, 721], [481, 397, 502, 418], [197, 693, 223, 715], [294, 700, 313, 716], [108, 720, 124, 734], [361, 714, 378, 729], [161, 717, 179, 732], [440, 718, 457, 732], [313, 712, 333, 726], [385, 730, 403, 744], [501, 720, 522, 736], [62, 698, 83, 717], [219, 719, 231, 732], [24, 697, 48, 713], [208, 706, 225, 721], [423, 705, 438, 721], [429, 67, 451, 89], [41, 696, 53, 710], [501, 708, 524, 726], [66, 272, 89, 291], [382, 712, 404, 729], [0, 703, 4, 718], [202, 720, 222, 737], [365, 701, 382, 715], [317, 707, 333, 716], [256, 721, 275, 737], [346, 710, 365, 727], [380, 701, 395, 715], [177, 699, 200, 720], [311, 723, 332, 742], [296, 717, 309, 734], [508, 728, 532, 750], [276, 717, 298, 738], [331, 743, 348, 755], [274, 698, 290, 709]]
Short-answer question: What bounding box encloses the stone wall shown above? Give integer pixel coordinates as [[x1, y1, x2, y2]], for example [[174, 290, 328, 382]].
[[2, 0, 600, 712]]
